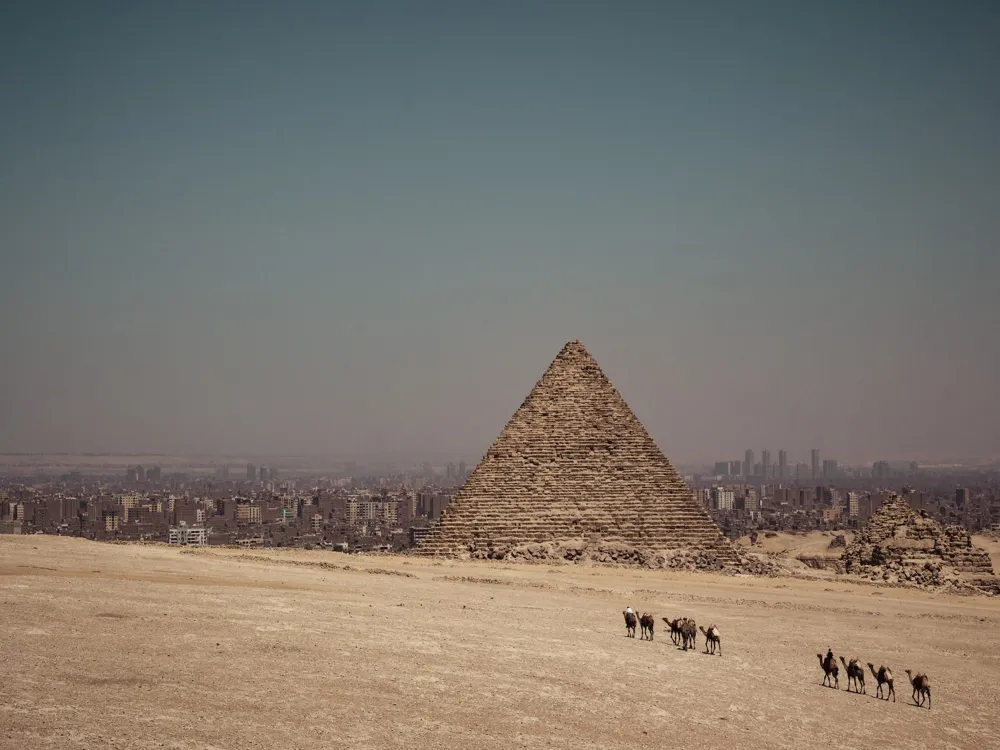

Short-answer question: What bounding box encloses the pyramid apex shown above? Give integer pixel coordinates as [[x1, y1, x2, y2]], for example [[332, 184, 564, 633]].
[[558, 339, 590, 355]]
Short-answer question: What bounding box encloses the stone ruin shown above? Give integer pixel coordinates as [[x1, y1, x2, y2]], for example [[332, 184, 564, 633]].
[[842, 494, 995, 592], [413, 341, 765, 573]]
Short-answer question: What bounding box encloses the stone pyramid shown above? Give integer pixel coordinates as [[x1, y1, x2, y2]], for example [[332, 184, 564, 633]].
[[414, 341, 737, 564], [843, 494, 994, 579]]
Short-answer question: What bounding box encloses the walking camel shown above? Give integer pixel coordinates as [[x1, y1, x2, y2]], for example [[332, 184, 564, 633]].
[[699, 625, 722, 655], [639, 613, 655, 641], [867, 663, 895, 702], [623, 609, 637, 638], [839, 656, 865, 694], [680, 618, 698, 651], [817, 652, 840, 688], [905, 670, 931, 709], [662, 617, 683, 646]]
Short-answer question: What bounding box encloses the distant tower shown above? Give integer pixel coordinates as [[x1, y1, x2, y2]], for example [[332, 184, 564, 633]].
[[246, 463, 257, 482], [744, 449, 754, 478], [458, 460, 467, 479], [778, 450, 787, 480], [761, 450, 772, 479], [811, 449, 820, 481]]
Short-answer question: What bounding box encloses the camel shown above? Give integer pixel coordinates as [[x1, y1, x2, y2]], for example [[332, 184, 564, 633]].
[[680, 618, 698, 651], [662, 617, 683, 646], [639, 613, 655, 641], [905, 670, 931, 709], [839, 656, 865, 694], [623, 609, 637, 638], [867, 663, 895, 702], [699, 625, 722, 656], [817, 652, 839, 688]]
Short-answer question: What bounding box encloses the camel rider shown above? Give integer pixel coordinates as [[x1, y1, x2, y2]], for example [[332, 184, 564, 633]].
[[826, 649, 834, 667], [625, 606, 634, 616]]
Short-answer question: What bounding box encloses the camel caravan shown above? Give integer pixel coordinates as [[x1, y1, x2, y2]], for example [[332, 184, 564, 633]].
[[621, 612, 931, 709], [817, 649, 930, 708], [621, 608, 722, 655]]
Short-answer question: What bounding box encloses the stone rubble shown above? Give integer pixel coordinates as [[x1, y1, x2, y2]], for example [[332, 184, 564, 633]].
[[842, 494, 996, 594], [461, 539, 779, 575], [413, 341, 740, 571]]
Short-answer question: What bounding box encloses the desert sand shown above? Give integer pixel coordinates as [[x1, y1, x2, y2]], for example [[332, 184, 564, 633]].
[[2, 535, 999, 749]]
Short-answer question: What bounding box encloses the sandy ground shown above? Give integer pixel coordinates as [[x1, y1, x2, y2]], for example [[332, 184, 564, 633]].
[[2, 536, 999, 750], [738, 530, 854, 555]]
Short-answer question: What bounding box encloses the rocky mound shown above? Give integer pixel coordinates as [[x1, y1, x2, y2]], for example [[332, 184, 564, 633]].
[[843, 494, 995, 592]]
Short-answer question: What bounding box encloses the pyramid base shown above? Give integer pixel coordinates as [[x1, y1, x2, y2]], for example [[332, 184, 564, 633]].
[[412, 538, 777, 575]]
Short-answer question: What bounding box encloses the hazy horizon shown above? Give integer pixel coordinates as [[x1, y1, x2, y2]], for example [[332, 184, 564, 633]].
[[3, 1, 998, 464]]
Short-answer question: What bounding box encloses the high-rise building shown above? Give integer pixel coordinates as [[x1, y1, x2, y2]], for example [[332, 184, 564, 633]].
[[822, 459, 838, 479], [778, 450, 787, 480], [458, 461, 467, 478], [847, 492, 859, 518], [811, 449, 820, 480], [714, 462, 730, 476], [761, 450, 772, 479], [744, 449, 754, 478], [711, 487, 735, 511], [259, 465, 269, 482], [730, 460, 742, 476], [246, 464, 257, 482]]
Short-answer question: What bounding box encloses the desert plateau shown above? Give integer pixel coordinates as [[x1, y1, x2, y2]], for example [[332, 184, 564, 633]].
[[2, 535, 999, 750]]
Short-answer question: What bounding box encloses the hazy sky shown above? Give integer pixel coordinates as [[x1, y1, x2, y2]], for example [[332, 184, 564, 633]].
[[2, 1, 998, 464]]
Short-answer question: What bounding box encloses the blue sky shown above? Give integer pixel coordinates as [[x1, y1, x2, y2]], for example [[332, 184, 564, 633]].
[[2, 1, 998, 463]]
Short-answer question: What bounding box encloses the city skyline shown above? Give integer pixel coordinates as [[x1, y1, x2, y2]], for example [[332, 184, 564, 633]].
[[0, 444, 993, 475], [2, 2, 999, 462]]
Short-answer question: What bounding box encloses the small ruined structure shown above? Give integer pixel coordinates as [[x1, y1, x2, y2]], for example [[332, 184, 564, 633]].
[[413, 341, 745, 570], [842, 494, 994, 589]]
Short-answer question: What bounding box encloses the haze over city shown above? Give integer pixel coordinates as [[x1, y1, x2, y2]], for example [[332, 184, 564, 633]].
[[2, 1, 998, 464]]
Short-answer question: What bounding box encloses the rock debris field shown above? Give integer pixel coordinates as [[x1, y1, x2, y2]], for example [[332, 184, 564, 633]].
[[3, 536, 1000, 750]]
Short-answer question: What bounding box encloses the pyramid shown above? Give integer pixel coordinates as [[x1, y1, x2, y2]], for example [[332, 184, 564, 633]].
[[414, 341, 737, 565], [843, 495, 994, 577]]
